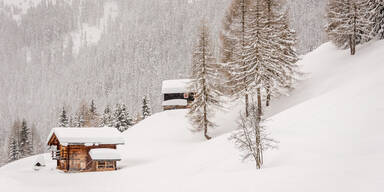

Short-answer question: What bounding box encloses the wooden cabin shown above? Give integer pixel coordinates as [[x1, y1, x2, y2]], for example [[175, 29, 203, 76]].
[[47, 127, 125, 172], [162, 79, 195, 110]]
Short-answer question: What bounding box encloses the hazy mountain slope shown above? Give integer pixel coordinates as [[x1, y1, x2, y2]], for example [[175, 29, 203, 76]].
[[0, 0, 327, 165], [1, 40, 383, 192]]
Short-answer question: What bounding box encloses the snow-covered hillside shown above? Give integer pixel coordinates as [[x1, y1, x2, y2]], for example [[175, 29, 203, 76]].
[[1, 41, 384, 191]]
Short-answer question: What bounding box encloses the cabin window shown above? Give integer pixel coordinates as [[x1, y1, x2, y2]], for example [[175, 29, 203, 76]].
[[164, 93, 195, 102], [98, 161, 114, 169], [106, 161, 114, 168], [164, 93, 183, 101], [98, 161, 106, 169]]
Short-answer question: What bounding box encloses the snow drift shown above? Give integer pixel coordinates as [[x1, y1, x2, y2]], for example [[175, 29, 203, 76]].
[[1, 41, 384, 192]]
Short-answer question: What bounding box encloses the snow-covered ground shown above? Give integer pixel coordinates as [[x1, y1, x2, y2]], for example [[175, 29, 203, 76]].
[[1, 40, 384, 191]]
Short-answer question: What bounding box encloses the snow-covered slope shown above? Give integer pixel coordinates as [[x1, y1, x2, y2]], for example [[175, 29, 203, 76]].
[[1, 41, 384, 192]]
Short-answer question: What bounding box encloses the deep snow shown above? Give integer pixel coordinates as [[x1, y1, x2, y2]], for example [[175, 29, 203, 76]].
[[1, 41, 384, 192]]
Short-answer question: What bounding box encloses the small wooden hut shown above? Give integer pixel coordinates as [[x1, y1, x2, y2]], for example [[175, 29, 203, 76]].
[[47, 127, 125, 172], [162, 79, 195, 110]]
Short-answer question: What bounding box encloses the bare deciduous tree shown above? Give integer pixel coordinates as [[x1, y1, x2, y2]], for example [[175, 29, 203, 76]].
[[230, 99, 277, 169]]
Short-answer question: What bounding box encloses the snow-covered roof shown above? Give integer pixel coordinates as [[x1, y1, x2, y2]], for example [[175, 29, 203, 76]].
[[89, 148, 121, 161], [162, 99, 188, 106], [162, 79, 194, 94], [47, 127, 125, 146]]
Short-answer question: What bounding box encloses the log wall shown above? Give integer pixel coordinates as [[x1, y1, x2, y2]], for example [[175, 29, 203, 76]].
[[56, 144, 117, 172]]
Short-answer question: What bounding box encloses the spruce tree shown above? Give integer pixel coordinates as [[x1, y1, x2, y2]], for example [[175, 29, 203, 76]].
[[326, 0, 371, 55], [142, 96, 152, 120], [58, 107, 69, 127], [19, 119, 33, 157], [188, 22, 221, 140], [113, 104, 133, 132], [8, 136, 20, 162]]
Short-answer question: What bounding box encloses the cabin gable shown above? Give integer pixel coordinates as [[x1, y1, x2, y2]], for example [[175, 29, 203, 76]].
[[47, 133, 60, 146]]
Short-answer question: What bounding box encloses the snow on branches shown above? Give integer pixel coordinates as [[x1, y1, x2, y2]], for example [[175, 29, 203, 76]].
[[142, 95, 152, 120], [188, 22, 222, 140], [221, 0, 300, 114], [326, 0, 372, 55], [367, 0, 384, 39]]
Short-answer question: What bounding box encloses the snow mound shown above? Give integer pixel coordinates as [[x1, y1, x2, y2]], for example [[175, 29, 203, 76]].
[[1, 40, 384, 192]]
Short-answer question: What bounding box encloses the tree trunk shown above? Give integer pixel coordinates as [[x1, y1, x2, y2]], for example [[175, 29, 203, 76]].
[[266, 85, 271, 107], [351, 3, 357, 56], [245, 93, 249, 117], [257, 88, 263, 119], [242, 1, 249, 118], [202, 29, 211, 141], [256, 88, 263, 169], [203, 103, 211, 140], [351, 38, 356, 55]]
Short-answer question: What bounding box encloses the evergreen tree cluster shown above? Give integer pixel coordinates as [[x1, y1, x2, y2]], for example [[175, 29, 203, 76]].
[[188, 0, 299, 167], [57, 98, 151, 132], [8, 119, 34, 162]]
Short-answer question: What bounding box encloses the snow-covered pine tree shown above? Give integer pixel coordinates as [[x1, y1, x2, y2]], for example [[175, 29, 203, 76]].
[[276, 11, 301, 90], [220, 0, 252, 116], [19, 119, 33, 157], [326, 0, 371, 55], [141, 95, 152, 120], [113, 104, 133, 132], [58, 107, 69, 127], [188, 22, 222, 140], [8, 136, 20, 162], [230, 99, 277, 169], [233, 0, 286, 115], [262, 0, 300, 107], [100, 105, 114, 127], [368, 0, 384, 39]]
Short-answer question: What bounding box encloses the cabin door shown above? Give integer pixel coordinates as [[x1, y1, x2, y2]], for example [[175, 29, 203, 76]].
[[69, 151, 81, 171]]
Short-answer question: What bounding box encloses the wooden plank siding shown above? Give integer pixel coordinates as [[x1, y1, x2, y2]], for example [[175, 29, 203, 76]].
[[54, 144, 118, 172]]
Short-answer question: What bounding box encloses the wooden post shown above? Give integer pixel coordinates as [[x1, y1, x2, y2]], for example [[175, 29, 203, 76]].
[[66, 146, 70, 171]]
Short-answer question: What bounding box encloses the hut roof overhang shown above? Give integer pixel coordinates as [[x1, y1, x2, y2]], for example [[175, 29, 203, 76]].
[[89, 148, 121, 161], [47, 127, 125, 146]]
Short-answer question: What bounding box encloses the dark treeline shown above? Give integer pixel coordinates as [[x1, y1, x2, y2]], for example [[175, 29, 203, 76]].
[[7, 97, 152, 163]]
